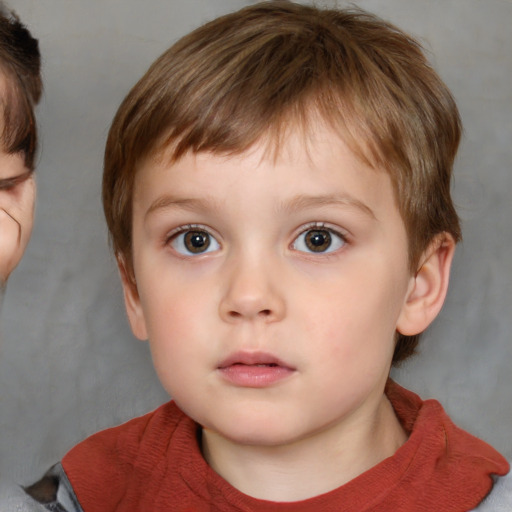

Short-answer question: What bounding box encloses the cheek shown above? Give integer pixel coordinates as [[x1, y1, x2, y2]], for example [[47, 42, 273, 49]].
[[145, 299, 201, 397], [300, 267, 404, 362], [139, 279, 216, 377], [144, 288, 205, 343]]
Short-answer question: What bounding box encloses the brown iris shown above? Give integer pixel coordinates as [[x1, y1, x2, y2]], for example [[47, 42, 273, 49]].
[[184, 230, 211, 253], [305, 229, 332, 252]]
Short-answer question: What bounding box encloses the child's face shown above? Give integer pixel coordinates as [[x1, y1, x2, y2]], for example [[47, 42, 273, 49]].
[[0, 140, 35, 284], [125, 123, 415, 448]]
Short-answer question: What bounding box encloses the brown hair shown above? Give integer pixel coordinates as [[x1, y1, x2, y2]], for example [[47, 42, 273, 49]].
[[103, 1, 462, 364], [0, 3, 42, 170]]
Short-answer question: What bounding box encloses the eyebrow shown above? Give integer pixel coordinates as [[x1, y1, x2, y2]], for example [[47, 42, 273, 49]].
[[0, 170, 33, 191], [145, 195, 222, 219], [280, 194, 376, 220], [145, 193, 376, 221]]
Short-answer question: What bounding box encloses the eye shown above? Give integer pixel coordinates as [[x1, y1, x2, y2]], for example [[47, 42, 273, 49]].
[[170, 228, 220, 255], [292, 226, 346, 254], [0, 171, 32, 191]]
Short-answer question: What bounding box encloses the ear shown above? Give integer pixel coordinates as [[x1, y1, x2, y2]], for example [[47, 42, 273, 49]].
[[117, 255, 148, 341], [396, 233, 456, 336]]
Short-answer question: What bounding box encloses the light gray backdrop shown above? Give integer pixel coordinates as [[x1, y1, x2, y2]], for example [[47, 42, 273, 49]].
[[0, 0, 510, 482]]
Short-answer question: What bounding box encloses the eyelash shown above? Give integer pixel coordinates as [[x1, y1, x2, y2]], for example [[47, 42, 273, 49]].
[[291, 222, 349, 255], [165, 224, 221, 256], [163, 222, 349, 257], [0, 172, 32, 191]]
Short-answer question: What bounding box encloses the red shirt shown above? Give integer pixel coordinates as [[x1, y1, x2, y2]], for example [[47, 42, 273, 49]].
[[62, 381, 509, 511]]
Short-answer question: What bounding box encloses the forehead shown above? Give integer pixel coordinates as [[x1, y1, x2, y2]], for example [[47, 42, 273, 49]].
[[134, 122, 399, 223], [145, 114, 378, 178]]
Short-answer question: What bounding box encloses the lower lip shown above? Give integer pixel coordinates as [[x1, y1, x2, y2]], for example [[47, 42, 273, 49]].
[[219, 364, 294, 387]]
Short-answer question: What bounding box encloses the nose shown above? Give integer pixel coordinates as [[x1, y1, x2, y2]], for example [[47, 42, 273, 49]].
[[219, 254, 286, 323]]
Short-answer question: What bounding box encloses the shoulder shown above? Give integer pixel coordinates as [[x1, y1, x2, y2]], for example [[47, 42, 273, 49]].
[[63, 400, 182, 473], [474, 469, 512, 511], [23, 463, 84, 512], [61, 401, 188, 510], [0, 475, 49, 512]]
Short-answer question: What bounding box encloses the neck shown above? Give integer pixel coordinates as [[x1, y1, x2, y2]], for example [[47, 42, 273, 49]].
[[202, 394, 407, 502]]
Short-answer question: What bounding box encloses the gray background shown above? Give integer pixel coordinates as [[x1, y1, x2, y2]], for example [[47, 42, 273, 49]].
[[0, 0, 510, 483]]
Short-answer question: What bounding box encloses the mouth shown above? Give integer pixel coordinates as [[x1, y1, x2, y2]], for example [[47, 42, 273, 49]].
[[219, 351, 291, 368], [217, 351, 295, 388]]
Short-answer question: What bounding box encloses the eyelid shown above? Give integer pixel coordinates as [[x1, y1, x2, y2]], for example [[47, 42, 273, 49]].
[[294, 222, 349, 240], [291, 222, 349, 254], [0, 171, 32, 191], [165, 223, 221, 256], [165, 223, 217, 242]]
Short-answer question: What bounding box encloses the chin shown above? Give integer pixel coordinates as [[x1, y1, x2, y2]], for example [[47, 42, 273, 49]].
[[210, 415, 306, 448], [223, 431, 300, 448]]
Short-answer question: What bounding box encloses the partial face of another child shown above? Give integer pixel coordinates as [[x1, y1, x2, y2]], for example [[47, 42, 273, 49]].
[[121, 120, 428, 451], [0, 76, 35, 285]]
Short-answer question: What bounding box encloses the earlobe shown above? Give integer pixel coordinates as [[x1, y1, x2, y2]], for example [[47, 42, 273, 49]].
[[117, 255, 148, 341], [396, 233, 456, 336]]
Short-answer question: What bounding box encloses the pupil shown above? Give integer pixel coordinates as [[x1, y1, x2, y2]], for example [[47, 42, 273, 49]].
[[306, 230, 331, 252], [185, 231, 210, 253]]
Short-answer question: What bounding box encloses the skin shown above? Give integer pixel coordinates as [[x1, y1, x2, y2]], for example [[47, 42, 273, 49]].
[[120, 123, 455, 501], [0, 151, 35, 286], [0, 72, 36, 286]]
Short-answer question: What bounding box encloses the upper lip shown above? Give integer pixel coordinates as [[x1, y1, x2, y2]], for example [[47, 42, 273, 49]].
[[218, 351, 295, 370]]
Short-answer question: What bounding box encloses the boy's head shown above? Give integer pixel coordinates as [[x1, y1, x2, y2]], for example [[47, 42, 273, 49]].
[[0, 4, 41, 170], [103, 1, 461, 364], [0, 4, 41, 284]]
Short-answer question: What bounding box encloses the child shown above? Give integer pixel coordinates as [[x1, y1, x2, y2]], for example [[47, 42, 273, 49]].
[[23, 1, 510, 510], [0, 1, 45, 509], [0, 2, 41, 297]]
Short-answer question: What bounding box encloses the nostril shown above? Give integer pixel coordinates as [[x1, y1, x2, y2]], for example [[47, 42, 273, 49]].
[[260, 309, 272, 316]]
